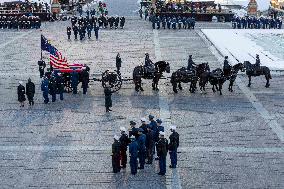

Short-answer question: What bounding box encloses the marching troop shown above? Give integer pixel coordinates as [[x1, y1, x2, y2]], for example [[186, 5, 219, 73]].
[[232, 16, 282, 29], [0, 15, 41, 29], [112, 116, 179, 175]]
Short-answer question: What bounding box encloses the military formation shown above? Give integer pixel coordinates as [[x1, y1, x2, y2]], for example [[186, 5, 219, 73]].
[[111, 115, 179, 175], [0, 15, 41, 29], [68, 15, 125, 40], [149, 15, 195, 30], [232, 16, 282, 29]]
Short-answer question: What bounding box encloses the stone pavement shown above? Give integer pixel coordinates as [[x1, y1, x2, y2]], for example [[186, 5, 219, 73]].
[[0, 2, 284, 189]]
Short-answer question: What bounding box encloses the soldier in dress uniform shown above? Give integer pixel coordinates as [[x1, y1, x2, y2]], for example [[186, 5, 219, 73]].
[[129, 135, 138, 175], [73, 24, 78, 40], [169, 125, 179, 168], [119, 127, 131, 169], [223, 56, 231, 77], [156, 131, 168, 175], [41, 76, 49, 104], [56, 73, 64, 100], [38, 60, 46, 78], [114, 16, 119, 29], [120, 16, 125, 29], [112, 135, 121, 173], [67, 26, 72, 40], [116, 53, 121, 74]]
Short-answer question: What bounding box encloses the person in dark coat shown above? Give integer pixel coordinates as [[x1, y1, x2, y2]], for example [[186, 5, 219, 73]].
[[145, 125, 155, 164], [114, 16, 119, 29], [139, 118, 148, 134], [129, 135, 138, 175], [38, 60, 46, 78], [104, 84, 112, 112], [116, 53, 121, 74], [56, 73, 64, 100], [26, 78, 35, 106], [81, 67, 89, 94], [67, 26, 72, 40], [129, 121, 139, 139], [156, 131, 168, 175], [70, 69, 79, 94], [169, 125, 179, 168], [137, 128, 146, 169], [41, 76, 49, 104], [223, 56, 231, 77], [155, 119, 164, 159], [73, 25, 78, 40], [87, 24, 92, 39], [17, 81, 26, 107], [112, 135, 121, 173], [94, 25, 99, 40], [187, 55, 196, 70], [119, 127, 131, 169]]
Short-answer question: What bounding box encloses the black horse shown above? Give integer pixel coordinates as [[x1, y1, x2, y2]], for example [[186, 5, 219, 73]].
[[133, 61, 170, 92], [227, 63, 244, 92], [170, 67, 198, 93], [243, 61, 272, 88], [197, 63, 210, 93], [208, 68, 227, 95]]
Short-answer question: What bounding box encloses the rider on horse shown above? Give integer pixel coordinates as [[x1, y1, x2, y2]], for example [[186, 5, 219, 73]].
[[254, 54, 261, 74], [223, 56, 231, 78], [187, 55, 196, 71], [144, 53, 155, 77]]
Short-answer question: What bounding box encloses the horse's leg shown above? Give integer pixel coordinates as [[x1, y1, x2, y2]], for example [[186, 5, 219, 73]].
[[140, 80, 144, 91], [212, 84, 216, 93], [229, 79, 233, 92], [172, 82, 178, 93], [219, 83, 223, 95], [265, 75, 270, 88], [248, 75, 251, 87], [178, 82, 182, 90]]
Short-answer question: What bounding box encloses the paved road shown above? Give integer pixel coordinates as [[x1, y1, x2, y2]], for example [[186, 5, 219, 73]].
[[0, 3, 283, 189]]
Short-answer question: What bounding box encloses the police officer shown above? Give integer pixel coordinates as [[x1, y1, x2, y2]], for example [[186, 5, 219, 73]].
[[145, 125, 155, 164], [116, 53, 121, 74], [56, 73, 64, 100], [156, 131, 168, 175], [41, 76, 49, 104], [129, 135, 138, 175], [70, 69, 79, 94], [169, 125, 179, 168], [187, 55, 196, 70], [26, 78, 35, 106], [67, 26, 71, 40], [223, 56, 231, 77], [38, 60, 46, 78], [119, 127, 130, 169], [112, 135, 121, 173], [137, 128, 146, 169]]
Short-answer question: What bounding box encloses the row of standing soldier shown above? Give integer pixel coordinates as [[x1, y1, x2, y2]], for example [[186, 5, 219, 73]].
[[112, 116, 179, 175], [149, 15, 195, 30], [0, 15, 41, 29], [232, 17, 282, 29]]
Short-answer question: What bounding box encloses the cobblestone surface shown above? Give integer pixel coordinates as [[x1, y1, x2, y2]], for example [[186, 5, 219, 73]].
[[0, 0, 283, 188]]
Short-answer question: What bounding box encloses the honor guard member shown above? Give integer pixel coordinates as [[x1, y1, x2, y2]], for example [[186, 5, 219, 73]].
[[38, 60, 46, 78], [148, 115, 157, 131], [67, 26, 72, 40], [151, 15, 156, 29], [223, 56, 231, 77], [145, 125, 155, 164], [119, 127, 131, 169], [172, 17, 177, 29], [114, 16, 119, 29], [167, 17, 171, 29], [73, 25, 78, 40], [70, 69, 79, 94], [255, 54, 261, 74], [129, 121, 139, 139], [120, 16, 125, 29], [116, 53, 122, 74], [49, 75, 57, 102], [178, 16, 182, 29], [139, 9, 143, 19], [162, 17, 166, 29], [156, 131, 168, 175], [94, 25, 99, 40], [112, 135, 121, 173], [81, 67, 89, 94], [26, 78, 35, 106], [144, 9, 149, 21], [187, 55, 196, 71], [137, 128, 146, 169], [41, 76, 49, 104], [129, 135, 138, 175], [144, 53, 155, 77], [87, 23, 92, 39], [156, 16, 161, 29], [17, 81, 26, 107], [56, 73, 64, 100], [155, 119, 164, 159], [169, 125, 179, 168]]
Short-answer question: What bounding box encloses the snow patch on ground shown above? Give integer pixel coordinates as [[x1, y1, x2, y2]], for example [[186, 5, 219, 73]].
[[202, 29, 284, 71]]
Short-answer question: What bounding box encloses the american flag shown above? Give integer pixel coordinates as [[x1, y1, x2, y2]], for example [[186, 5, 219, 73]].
[[50, 51, 84, 73]]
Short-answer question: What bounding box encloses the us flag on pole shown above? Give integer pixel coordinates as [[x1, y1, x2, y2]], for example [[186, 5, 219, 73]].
[[50, 51, 84, 73]]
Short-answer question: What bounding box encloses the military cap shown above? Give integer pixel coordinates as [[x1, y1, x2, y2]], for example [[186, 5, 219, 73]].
[[156, 119, 162, 124], [225, 56, 228, 59], [148, 115, 154, 119], [170, 125, 176, 130]]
